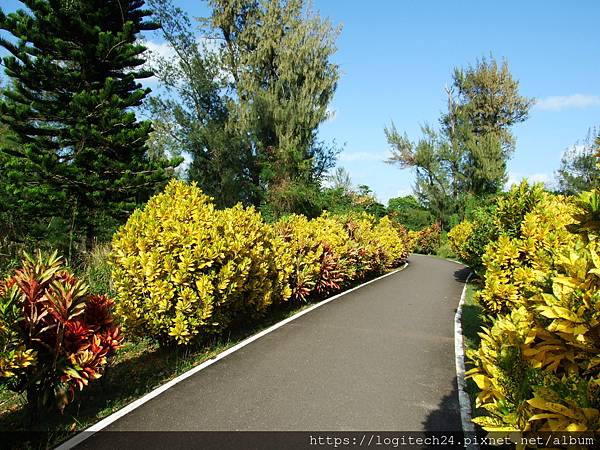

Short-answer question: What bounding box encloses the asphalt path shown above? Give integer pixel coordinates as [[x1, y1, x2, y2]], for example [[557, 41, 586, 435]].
[[73, 254, 470, 449]]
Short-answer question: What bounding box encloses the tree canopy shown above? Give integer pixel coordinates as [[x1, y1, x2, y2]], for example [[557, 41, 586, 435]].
[[0, 0, 179, 250], [148, 0, 341, 217], [385, 57, 533, 227]]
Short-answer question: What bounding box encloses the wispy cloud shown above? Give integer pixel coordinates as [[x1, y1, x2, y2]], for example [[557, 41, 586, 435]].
[[535, 94, 600, 111], [338, 151, 389, 162]]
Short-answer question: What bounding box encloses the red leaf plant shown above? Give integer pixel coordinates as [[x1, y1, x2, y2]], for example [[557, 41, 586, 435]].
[[315, 243, 346, 296], [0, 251, 122, 415]]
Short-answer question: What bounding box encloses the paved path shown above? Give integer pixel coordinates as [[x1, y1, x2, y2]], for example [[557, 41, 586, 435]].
[[74, 255, 469, 448]]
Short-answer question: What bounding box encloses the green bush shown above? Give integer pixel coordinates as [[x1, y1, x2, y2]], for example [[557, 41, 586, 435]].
[[435, 233, 456, 259], [83, 243, 114, 296]]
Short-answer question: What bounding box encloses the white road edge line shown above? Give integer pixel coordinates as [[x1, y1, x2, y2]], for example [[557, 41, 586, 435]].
[[56, 262, 409, 450], [454, 270, 479, 450]]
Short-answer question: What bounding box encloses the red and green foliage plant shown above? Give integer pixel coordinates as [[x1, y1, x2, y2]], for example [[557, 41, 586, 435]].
[[410, 222, 441, 255], [0, 251, 122, 414]]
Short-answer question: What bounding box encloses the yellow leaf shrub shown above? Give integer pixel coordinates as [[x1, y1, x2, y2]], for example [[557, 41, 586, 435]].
[[448, 220, 474, 261], [342, 213, 408, 275], [274, 213, 351, 301], [274, 212, 408, 301], [468, 188, 600, 434], [111, 181, 409, 346], [111, 180, 290, 345], [449, 182, 552, 273], [408, 223, 441, 255], [476, 194, 578, 314], [494, 180, 547, 238]]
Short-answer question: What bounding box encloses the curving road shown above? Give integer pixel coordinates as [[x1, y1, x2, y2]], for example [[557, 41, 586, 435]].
[[70, 254, 470, 449]]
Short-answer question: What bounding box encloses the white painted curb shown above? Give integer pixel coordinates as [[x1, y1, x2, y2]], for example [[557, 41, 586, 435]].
[[56, 263, 409, 450], [454, 271, 478, 450]]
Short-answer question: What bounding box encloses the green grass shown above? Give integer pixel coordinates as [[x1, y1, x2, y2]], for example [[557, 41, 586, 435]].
[[461, 282, 483, 350], [0, 266, 404, 449], [460, 279, 488, 424]]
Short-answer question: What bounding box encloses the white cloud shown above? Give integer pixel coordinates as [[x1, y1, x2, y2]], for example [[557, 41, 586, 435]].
[[535, 94, 600, 111], [338, 151, 390, 162], [140, 40, 176, 86], [143, 40, 177, 61], [506, 172, 552, 189]]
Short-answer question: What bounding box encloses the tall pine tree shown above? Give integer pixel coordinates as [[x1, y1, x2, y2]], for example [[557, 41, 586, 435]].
[[0, 0, 178, 250]]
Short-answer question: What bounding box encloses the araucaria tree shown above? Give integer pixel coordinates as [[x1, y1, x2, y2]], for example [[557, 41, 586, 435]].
[[0, 0, 178, 249], [385, 57, 533, 227]]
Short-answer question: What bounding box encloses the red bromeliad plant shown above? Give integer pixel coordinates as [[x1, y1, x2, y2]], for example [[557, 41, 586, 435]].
[[0, 251, 122, 414]]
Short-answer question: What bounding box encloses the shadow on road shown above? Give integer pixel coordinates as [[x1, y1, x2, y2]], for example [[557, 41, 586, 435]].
[[422, 377, 461, 431], [420, 377, 463, 449], [453, 266, 471, 283]]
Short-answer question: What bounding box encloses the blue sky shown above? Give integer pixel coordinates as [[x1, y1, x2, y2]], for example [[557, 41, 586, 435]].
[[2, 0, 599, 204]]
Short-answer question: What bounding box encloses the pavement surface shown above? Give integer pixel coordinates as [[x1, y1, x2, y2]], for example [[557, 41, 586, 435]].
[[74, 254, 470, 449]]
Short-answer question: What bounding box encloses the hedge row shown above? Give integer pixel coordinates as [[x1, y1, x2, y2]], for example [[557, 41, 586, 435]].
[[449, 182, 600, 433], [1, 180, 411, 411], [111, 180, 411, 345]]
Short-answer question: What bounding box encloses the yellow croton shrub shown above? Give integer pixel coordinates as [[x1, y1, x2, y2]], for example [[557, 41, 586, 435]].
[[111, 181, 409, 346], [111, 180, 290, 345], [467, 189, 600, 434]]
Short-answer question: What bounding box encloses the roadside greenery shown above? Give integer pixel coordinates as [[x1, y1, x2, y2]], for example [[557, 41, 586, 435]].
[[1, 0, 598, 442], [111, 180, 410, 347], [1, 179, 411, 429], [450, 169, 600, 433], [0, 252, 122, 419]]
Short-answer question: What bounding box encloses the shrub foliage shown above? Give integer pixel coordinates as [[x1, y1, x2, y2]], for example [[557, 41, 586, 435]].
[[111, 180, 289, 345], [409, 222, 441, 255], [466, 185, 600, 433], [111, 180, 409, 346], [0, 251, 121, 413]]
